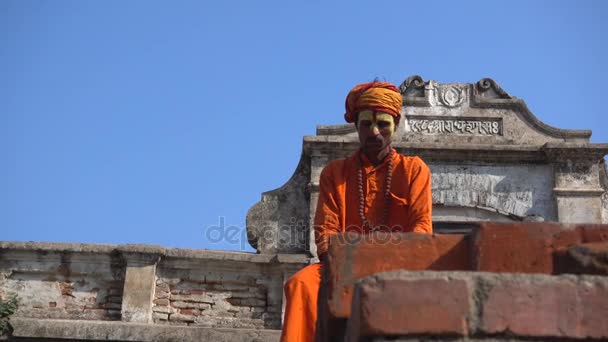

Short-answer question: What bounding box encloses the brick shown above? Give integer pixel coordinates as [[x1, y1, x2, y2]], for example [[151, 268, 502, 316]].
[[480, 276, 608, 339], [346, 272, 470, 341], [326, 232, 470, 318], [152, 305, 176, 314], [211, 283, 250, 291], [171, 301, 196, 309], [107, 287, 123, 296], [171, 301, 210, 309], [554, 242, 608, 275], [205, 273, 256, 284], [577, 279, 608, 338], [155, 291, 169, 299], [155, 282, 170, 292], [169, 313, 196, 323], [473, 223, 608, 274], [579, 224, 608, 242], [197, 303, 212, 310], [226, 298, 240, 305], [171, 294, 213, 303], [238, 298, 265, 307], [59, 282, 75, 297], [106, 309, 121, 318], [152, 312, 168, 321], [198, 310, 236, 319], [106, 295, 122, 304], [235, 310, 263, 319], [473, 223, 570, 273], [179, 308, 200, 316], [230, 291, 265, 299], [481, 279, 577, 337], [103, 302, 121, 310], [153, 298, 170, 306]]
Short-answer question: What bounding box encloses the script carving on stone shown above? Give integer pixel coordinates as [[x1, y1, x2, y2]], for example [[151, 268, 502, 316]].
[[407, 115, 502, 136]]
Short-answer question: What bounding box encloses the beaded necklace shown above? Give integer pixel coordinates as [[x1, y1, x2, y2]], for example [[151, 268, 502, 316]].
[[357, 147, 394, 231]]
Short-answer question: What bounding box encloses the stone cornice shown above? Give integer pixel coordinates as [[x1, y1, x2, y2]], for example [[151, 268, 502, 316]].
[[302, 137, 608, 161], [542, 142, 608, 161], [316, 124, 356, 136], [0, 241, 310, 265], [302, 138, 608, 163]]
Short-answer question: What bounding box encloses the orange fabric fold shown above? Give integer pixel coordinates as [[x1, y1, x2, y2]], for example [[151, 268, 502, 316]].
[[280, 263, 322, 342]]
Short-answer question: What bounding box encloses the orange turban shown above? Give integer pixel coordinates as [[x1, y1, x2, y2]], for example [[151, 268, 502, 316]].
[[344, 81, 403, 123]]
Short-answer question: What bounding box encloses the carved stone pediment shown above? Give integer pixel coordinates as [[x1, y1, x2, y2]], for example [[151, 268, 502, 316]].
[[319, 76, 591, 145], [247, 76, 608, 255]]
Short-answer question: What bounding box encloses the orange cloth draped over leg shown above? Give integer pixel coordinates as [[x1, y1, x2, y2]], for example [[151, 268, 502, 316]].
[[280, 150, 433, 342], [280, 263, 323, 342]]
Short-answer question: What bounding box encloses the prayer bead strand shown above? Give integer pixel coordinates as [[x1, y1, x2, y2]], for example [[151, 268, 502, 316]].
[[358, 148, 394, 231]]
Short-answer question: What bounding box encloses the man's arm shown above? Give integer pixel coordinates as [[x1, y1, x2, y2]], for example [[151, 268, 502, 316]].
[[314, 163, 343, 258], [408, 157, 433, 234]]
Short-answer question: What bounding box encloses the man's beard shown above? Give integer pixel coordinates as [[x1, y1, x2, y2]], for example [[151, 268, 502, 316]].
[[363, 136, 391, 160]]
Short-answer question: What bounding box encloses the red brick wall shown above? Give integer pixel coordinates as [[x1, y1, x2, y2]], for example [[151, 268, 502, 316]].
[[321, 223, 608, 341]]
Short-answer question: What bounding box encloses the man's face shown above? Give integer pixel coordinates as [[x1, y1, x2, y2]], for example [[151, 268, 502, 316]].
[[356, 110, 395, 154]]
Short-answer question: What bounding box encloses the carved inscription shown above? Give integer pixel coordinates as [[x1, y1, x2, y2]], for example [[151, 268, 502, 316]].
[[408, 115, 502, 136]]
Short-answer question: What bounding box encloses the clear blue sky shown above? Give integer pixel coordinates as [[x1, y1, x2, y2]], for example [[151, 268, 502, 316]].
[[2, 0, 607, 252]]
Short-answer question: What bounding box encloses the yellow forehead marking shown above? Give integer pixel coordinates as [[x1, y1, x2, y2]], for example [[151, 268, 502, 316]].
[[375, 113, 393, 123], [358, 110, 374, 123], [357, 111, 395, 135]]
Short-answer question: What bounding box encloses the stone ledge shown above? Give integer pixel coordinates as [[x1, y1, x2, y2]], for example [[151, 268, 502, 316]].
[[0, 241, 310, 264], [10, 317, 281, 342]]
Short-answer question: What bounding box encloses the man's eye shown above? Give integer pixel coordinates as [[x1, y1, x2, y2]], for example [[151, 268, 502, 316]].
[[360, 121, 372, 127], [377, 121, 391, 129]]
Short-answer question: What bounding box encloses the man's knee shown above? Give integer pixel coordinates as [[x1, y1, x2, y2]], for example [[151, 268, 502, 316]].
[[284, 271, 307, 293], [284, 264, 322, 293]]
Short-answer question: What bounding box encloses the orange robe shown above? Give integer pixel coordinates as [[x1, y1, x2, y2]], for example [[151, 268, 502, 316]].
[[280, 150, 433, 342]]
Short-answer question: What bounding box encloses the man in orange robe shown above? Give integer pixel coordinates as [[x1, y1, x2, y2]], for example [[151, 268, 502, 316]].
[[280, 81, 433, 342]]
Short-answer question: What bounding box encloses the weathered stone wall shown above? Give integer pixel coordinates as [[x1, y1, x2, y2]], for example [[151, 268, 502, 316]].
[[0, 242, 308, 338], [0, 244, 125, 321], [430, 163, 556, 221], [152, 260, 284, 329]]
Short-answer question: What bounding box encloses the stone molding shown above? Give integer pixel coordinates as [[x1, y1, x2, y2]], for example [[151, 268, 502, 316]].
[[0, 241, 309, 265], [10, 317, 281, 341]]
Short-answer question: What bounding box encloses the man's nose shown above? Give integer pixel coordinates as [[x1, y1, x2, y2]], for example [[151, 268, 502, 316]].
[[371, 123, 380, 135]]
